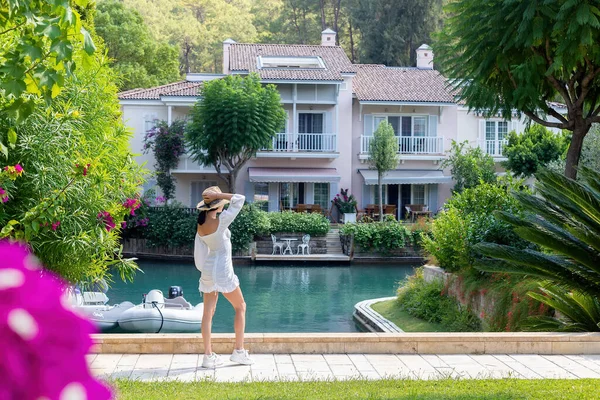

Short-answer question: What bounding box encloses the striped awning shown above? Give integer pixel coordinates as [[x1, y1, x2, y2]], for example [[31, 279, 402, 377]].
[[248, 167, 340, 183], [359, 169, 451, 185]]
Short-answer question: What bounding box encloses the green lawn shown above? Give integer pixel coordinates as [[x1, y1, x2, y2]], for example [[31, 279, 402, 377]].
[[371, 299, 445, 332], [112, 379, 600, 400]]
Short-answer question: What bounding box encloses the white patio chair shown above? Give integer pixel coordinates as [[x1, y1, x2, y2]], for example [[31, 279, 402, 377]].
[[271, 234, 284, 255], [297, 234, 311, 255]]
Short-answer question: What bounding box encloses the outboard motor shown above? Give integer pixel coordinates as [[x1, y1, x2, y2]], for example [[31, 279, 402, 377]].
[[144, 289, 165, 309], [168, 286, 183, 299]]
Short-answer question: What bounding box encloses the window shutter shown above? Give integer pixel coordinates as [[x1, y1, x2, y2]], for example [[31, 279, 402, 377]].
[[364, 115, 374, 136], [244, 181, 254, 203], [325, 111, 333, 133], [268, 183, 279, 212], [511, 120, 518, 133], [428, 115, 438, 137], [427, 184, 438, 214], [478, 119, 486, 141]]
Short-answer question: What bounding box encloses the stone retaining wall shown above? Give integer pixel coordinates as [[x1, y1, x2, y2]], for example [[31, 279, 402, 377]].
[[91, 332, 600, 355]]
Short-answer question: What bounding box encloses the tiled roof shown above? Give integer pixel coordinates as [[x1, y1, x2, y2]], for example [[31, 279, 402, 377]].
[[118, 81, 203, 100], [228, 43, 355, 81], [353, 64, 455, 103]]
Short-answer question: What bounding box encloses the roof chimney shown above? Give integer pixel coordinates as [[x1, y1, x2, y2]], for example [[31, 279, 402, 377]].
[[416, 44, 433, 69], [223, 38, 236, 74], [321, 28, 336, 46]]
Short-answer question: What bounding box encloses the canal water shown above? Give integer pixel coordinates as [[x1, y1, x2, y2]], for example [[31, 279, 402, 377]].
[[107, 261, 417, 333]]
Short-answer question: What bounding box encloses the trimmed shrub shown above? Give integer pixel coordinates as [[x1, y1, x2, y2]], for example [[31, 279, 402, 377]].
[[144, 203, 196, 249], [340, 221, 412, 253], [230, 204, 270, 252], [268, 211, 329, 236]]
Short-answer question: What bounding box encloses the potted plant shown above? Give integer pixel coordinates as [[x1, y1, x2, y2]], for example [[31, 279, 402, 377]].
[[333, 188, 358, 223]]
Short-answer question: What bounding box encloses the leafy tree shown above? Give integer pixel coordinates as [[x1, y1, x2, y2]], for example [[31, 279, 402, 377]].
[[349, 0, 443, 66], [95, 0, 180, 90], [143, 120, 186, 200], [123, 0, 257, 73], [442, 141, 497, 193], [475, 168, 600, 332], [503, 124, 568, 178], [368, 121, 398, 221], [436, 0, 600, 179], [0, 24, 143, 284], [0, 0, 96, 153], [186, 73, 286, 192]]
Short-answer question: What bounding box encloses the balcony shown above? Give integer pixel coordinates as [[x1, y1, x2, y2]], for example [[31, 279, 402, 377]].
[[479, 140, 508, 158], [257, 133, 338, 159], [360, 135, 445, 157]]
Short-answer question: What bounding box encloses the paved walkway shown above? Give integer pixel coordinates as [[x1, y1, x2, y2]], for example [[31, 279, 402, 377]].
[[89, 353, 600, 382]]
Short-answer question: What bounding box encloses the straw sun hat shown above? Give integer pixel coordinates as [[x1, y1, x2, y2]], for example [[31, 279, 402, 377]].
[[196, 186, 229, 211]]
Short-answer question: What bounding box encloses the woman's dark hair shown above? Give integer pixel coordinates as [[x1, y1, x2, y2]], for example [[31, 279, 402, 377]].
[[197, 210, 207, 225]]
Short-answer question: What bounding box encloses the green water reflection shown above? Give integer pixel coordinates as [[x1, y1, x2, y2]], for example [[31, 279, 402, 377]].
[[107, 261, 417, 333]]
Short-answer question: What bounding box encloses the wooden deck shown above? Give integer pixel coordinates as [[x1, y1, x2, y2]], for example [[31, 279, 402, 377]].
[[254, 253, 350, 262]]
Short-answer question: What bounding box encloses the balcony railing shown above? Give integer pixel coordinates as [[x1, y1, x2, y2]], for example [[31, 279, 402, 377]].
[[264, 133, 337, 152], [360, 135, 444, 155], [479, 140, 508, 157]]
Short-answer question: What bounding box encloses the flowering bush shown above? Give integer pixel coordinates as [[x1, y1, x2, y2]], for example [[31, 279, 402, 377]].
[[332, 188, 357, 214], [0, 33, 143, 284], [0, 242, 111, 399], [143, 120, 186, 200]]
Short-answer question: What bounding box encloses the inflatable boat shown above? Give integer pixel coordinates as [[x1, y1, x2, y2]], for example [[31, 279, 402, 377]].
[[69, 290, 134, 332], [118, 288, 204, 333]]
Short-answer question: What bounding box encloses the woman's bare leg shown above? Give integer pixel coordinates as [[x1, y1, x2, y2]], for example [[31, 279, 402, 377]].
[[202, 291, 219, 355], [223, 286, 246, 350]]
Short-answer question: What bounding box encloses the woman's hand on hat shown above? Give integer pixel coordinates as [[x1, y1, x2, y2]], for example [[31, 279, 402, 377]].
[[203, 190, 219, 203]]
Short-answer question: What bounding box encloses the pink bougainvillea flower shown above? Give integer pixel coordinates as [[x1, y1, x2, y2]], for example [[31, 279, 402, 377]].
[[97, 211, 116, 232], [5, 164, 24, 179], [0, 187, 8, 203], [122, 198, 141, 216], [51, 221, 60, 231], [121, 221, 127, 229], [0, 242, 112, 400]]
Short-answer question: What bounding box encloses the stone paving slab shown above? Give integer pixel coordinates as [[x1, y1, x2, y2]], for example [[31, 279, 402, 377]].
[[90, 353, 600, 382]]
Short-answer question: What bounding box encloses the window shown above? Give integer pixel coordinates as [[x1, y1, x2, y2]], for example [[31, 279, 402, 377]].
[[372, 115, 428, 137], [258, 56, 325, 69], [373, 185, 388, 205], [411, 185, 427, 206], [191, 181, 217, 207], [314, 183, 330, 211], [280, 183, 299, 210], [253, 183, 269, 211], [299, 113, 324, 134], [485, 120, 509, 155]]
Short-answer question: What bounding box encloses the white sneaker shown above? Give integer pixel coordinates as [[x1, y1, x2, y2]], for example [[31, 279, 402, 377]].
[[230, 349, 254, 365], [202, 352, 224, 368]]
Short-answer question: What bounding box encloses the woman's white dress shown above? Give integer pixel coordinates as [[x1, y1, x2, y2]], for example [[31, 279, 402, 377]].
[[194, 194, 245, 294]]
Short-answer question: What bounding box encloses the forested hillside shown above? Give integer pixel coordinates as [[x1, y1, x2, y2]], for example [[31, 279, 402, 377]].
[[95, 0, 444, 89]]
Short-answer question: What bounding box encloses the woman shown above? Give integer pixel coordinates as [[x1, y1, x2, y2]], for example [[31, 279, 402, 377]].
[[194, 186, 253, 368]]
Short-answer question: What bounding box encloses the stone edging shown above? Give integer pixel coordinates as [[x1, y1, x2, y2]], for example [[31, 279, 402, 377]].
[[353, 297, 403, 333], [91, 332, 600, 355]]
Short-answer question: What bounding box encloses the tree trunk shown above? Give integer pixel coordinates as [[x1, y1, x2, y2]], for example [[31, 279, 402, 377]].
[[348, 19, 356, 63], [319, 0, 327, 30], [228, 169, 238, 194], [378, 172, 383, 222], [565, 123, 591, 179]]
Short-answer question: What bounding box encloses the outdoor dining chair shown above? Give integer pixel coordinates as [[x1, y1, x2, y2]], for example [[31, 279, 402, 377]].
[[297, 234, 311, 255], [271, 234, 284, 255]]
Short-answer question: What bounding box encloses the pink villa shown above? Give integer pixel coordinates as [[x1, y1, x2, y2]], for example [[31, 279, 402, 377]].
[[118, 29, 563, 219]]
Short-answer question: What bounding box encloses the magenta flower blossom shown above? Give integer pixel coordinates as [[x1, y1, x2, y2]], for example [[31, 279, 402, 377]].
[[155, 196, 166, 204], [97, 211, 116, 232], [121, 221, 127, 229], [5, 164, 24, 178], [0, 242, 112, 399], [51, 221, 60, 231], [122, 198, 141, 216], [0, 187, 8, 203]]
